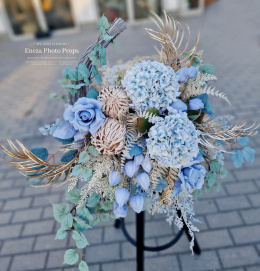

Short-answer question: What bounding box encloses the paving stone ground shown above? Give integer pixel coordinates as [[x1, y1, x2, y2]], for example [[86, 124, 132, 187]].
[[0, 0, 260, 270]]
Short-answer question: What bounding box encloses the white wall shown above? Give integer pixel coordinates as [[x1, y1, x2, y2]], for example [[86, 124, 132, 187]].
[[162, 0, 180, 12], [70, 0, 99, 25]]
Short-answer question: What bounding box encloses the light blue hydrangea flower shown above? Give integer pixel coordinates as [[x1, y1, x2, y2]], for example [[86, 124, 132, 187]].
[[122, 61, 180, 112], [146, 110, 201, 168]]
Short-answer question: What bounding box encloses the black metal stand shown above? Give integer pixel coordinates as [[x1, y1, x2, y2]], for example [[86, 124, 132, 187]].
[[114, 211, 201, 271]]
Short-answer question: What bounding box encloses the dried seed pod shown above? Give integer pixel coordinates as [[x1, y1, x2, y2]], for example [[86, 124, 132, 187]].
[[91, 118, 126, 156], [98, 86, 130, 120]]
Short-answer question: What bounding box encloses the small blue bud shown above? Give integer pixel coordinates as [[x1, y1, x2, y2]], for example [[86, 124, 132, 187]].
[[170, 99, 187, 112], [141, 159, 153, 173], [109, 170, 122, 186], [134, 154, 145, 166], [172, 180, 181, 198], [113, 202, 128, 218], [136, 172, 150, 190], [176, 67, 188, 83], [130, 195, 144, 213], [186, 66, 198, 78], [189, 98, 204, 110], [115, 187, 130, 207], [124, 160, 139, 178]]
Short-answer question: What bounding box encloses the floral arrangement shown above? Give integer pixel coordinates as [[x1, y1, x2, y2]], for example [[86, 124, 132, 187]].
[[1, 13, 258, 271]]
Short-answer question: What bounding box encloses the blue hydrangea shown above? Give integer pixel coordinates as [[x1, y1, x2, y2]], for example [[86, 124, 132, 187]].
[[146, 110, 201, 168], [122, 61, 180, 112]]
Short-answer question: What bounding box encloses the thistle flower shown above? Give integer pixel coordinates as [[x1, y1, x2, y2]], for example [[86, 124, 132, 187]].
[[130, 195, 144, 213], [91, 118, 126, 156], [136, 172, 150, 190], [146, 110, 200, 168], [122, 61, 180, 112], [109, 170, 122, 186], [115, 187, 130, 207], [113, 202, 128, 218], [98, 86, 130, 119]]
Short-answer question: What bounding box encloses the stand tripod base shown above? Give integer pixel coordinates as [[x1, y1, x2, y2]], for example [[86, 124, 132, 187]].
[[114, 211, 201, 271]]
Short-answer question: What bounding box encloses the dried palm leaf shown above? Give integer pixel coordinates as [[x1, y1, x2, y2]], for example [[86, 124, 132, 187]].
[[1, 140, 80, 187], [146, 11, 200, 71]]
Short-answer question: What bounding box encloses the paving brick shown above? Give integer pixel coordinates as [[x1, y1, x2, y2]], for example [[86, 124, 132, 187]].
[[0, 224, 22, 239], [231, 225, 260, 245], [234, 168, 260, 181], [216, 195, 251, 211], [0, 188, 22, 200], [64, 265, 100, 271], [43, 206, 54, 219], [196, 229, 233, 249], [145, 255, 180, 271], [0, 180, 13, 189], [47, 249, 67, 269], [10, 252, 47, 271], [22, 220, 55, 236], [248, 193, 260, 207], [32, 193, 61, 207], [69, 227, 103, 245], [104, 260, 136, 271], [200, 185, 227, 199], [23, 186, 50, 196], [1, 237, 34, 255], [34, 233, 67, 251], [104, 225, 129, 242], [12, 207, 42, 223], [246, 266, 260, 271], [0, 256, 11, 271], [194, 199, 218, 215], [218, 246, 260, 269], [86, 243, 120, 264], [225, 181, 257, 195], [158, 235, 190, 255], [240, 208, 260, 224], [206, 211, 243, 229], [122, 238, 158, 259], [0, 211, 12, 225], [3, 198, 32, 211], [179, 251, 221, 271]]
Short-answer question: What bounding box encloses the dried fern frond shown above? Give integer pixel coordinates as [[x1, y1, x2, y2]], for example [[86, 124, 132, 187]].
[[146, 11, 200, 71], [182, 84, 231, 104], [1, 140, 79, 187]]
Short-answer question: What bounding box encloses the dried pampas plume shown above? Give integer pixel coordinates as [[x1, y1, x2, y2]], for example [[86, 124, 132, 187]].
[[98, 86, 130, 120], [91, 118, 126, 156]]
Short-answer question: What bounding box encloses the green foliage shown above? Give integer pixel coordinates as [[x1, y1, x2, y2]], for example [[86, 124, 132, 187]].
[[77, 63, 90, 84], [67, 68, 78, 81], [194, 189, 202, 198], [55, 228, 67, 240], [237, 136, 249, 146], [87, 192, 101, 208], [50, 92, 59, 100], [98, 14, 109, 35], [89, 46, 99, 66], [90, 217, 100, 227], [61, 150, 78, 163], [137, 108, 159, 133], [66, 188, 81, 204], [77, 205, 93, 223], [52, 203, 69, 222], [220, 169, 228, 179], [54, 137, 74, 145], [86, 88, 99, 100], [91, 66, 102, 83], [71, 165, 84, 176], [64, 249, 79, 265], [81, 168, 92, 181], [101, 213, 110, 222], [206, 172, 217, 188], [242, 147, 255, 163], [65, 83, 85, 89], [79, 261, 89, 271], [79, 151, 90, 163], [88, 145, 100, 157], [129, 144, 143, 157], [30, 147, 48, 161], [61, 213, 73, 229], [73, 217, 91, 231], [72, 230, 89, 248], [199, 64, 215, 75], [99, 47, 107, 66], [210, 160, 222, 173], [62, 67, 71, 79], [101, 200, 113, 211]]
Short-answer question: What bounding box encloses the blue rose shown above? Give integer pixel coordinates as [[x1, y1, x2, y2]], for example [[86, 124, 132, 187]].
[[64, 97, 105, 135], [179, 164, 206, 193]]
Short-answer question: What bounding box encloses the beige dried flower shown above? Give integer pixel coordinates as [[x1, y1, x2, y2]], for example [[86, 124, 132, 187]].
[[91, 118, 126, 156], [98, 86, 130, 120]]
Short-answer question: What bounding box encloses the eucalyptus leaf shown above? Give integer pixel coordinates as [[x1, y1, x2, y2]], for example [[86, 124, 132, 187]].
[[242, 147, 255, 163], [99, 47, 106, 66], [66, 188, 81, 204], [230, 150, 244, 168], [64, 249, 79, 265], [199, 64, 215, 75], [88, 145, 100, 157], [55, 228, 67, 240], [30, 147, 48, 161], [68, 68, 78, 81], [87, 192, 101, 207], [129, 144, 143, 157], [61, 213, 73, 230], [81, 168, 92, 181], [71, 165, 84, 176], [194, 189, 203, 198], [77, 205, 93, 223], [79, 151, 90, 163], [61, 150, 78, 162], [207, 172, 216, 188], [72, 230, 89, 248], [86, 88, 99, 100], [73, 217, 91, 231], [91, 66, 102, 83], [79, 261, 89, 271], [98, 14, 109, 35], [52, 203, 69, 223], [237, 136, 249, 146]]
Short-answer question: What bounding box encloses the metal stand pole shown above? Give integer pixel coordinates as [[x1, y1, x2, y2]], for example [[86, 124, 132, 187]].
[[136, 212, 145, 271], [114, 211, 201, 271]]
